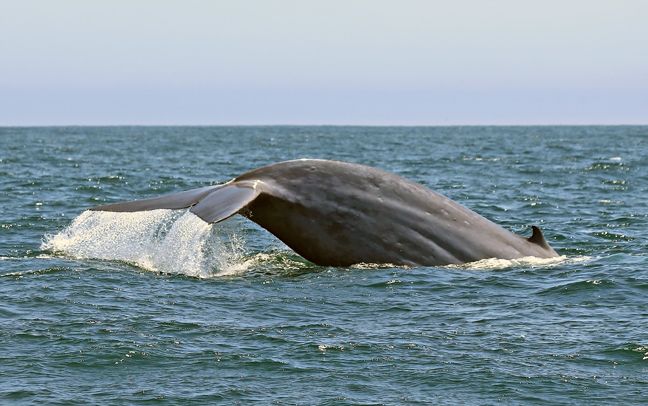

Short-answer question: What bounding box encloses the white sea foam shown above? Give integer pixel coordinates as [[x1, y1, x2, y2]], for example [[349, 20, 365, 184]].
[[41, 210, 251, 278], [446, 255, 590, 270]]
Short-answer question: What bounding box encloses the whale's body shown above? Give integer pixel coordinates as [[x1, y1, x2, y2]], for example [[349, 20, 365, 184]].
[[92, 159, 558, 266]]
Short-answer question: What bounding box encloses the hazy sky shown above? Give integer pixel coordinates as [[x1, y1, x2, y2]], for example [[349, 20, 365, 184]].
[[1, 0, 646, 125]]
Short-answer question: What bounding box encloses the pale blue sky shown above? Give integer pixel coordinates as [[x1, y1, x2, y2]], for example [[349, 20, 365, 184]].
[[1, 0, 646, 125]]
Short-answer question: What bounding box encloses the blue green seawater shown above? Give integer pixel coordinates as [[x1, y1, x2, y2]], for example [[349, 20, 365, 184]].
[[1, 126, 647, 404]]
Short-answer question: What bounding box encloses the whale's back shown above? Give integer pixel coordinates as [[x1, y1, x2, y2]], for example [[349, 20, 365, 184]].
[[235, 160, 556, 266]]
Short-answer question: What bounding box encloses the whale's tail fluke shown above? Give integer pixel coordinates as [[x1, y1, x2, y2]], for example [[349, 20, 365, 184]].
[[91, 185, 218, 212], [189, 184, 259, 223], [91, 183, 260, 224]]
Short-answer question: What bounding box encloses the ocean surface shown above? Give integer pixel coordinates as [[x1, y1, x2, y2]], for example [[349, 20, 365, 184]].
[[1, 126, 647, 404]]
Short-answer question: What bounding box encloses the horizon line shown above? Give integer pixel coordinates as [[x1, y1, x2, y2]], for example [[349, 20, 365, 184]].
[[1, 123, 647, 128]]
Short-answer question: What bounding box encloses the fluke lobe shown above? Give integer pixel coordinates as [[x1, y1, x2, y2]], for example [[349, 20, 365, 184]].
[[91, 159, 559, 266]]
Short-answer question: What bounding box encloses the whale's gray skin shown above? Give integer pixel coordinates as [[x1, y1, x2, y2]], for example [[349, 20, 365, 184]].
[[92, 159, 559, 266]]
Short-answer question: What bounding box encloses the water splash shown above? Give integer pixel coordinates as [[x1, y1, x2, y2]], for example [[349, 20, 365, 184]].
[[42, 210, 250, 278]]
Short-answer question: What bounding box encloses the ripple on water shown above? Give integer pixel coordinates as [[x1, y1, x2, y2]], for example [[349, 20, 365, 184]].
[[3, 126, 648, 404], [601, 344, 648, 364], [537, 278, 615, 295]]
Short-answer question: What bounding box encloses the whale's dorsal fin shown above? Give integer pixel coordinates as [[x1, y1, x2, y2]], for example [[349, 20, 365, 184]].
[[527, 225, 550, 249]]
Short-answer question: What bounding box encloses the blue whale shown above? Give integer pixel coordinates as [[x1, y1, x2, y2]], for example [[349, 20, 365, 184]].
[[92, 159, 559, 266]]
